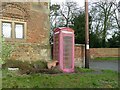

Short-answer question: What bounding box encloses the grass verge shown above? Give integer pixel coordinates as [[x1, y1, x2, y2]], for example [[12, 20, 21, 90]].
[[94, 57, 120, 61], [2, 68, 119, 88]]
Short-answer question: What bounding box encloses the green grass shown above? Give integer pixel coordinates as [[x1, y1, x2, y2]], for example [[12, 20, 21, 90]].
[[75, 67, 94, 73], [2, 68, 119, 88], [94, 57, 120, 61]]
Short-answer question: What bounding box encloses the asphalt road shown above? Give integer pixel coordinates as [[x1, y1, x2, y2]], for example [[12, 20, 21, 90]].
[[89, 60, 119, 72]]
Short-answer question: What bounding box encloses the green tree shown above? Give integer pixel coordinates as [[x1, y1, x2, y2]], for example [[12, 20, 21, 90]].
[[70, 12, 92, 44], [107, 32, 120, 48], [90, 31, 102, 48]]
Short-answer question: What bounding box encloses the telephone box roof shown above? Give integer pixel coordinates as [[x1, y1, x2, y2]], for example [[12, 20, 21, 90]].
[[54, 27, 74, 33]]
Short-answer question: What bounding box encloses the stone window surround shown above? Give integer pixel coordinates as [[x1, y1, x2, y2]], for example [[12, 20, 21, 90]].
[[0, 19, 27, 42]]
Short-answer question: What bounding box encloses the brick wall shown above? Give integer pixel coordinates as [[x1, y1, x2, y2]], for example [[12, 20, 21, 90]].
[[90, 48, 120, 59], [51, 44, 85, 67], [27, 8, 50, 44], [74, 44, 85, 67]]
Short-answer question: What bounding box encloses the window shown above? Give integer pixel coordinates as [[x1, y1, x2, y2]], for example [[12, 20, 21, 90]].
[[0, 19, 26, 40], [15, 24, 24, 39], [2, 22, 12, 38]]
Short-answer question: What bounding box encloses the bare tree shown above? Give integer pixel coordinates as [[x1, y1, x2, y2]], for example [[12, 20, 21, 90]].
[[90, 0, 119, 47], [50, 2, 81, 28], [112, 1, 120, 29], [59, 2, 80, 27], [50, 4, 60, 29], [50, 2, 81, 43]]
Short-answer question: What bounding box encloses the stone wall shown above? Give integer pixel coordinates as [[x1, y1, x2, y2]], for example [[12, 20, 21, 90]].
[[90, 48, 120, 59], [10, 43, 51, 62]]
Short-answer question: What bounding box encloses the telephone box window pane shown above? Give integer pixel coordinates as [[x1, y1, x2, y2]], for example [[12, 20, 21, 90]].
[[2, 22, 12, 38], [15, 24, 24, 39], [63, 36, 72, 69]]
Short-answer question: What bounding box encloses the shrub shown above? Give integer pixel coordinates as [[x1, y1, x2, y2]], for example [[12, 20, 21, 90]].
[[3, 60, 62, 75], [3, 60, 48, 74], [47, 67, 62, 74], [30, 61, 47, 69], [2, 60, 34, 74], [2, 42, 12, 62], [0, 37, 15, 64]]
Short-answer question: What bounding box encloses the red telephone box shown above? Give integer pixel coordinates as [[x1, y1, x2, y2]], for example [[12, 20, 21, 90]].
[[53, 27, 74, 73]]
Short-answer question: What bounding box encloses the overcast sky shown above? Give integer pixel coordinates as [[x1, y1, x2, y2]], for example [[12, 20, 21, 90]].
[[50, 0, 119, 39], [51, 0, 119, 7], [51, 0, 85, 7]]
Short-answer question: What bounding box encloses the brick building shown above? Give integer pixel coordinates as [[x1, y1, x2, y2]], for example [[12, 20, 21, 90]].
[[0, 1, 86, 68], [0, 2, 51, 62]]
